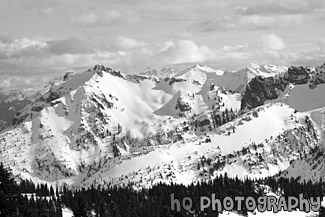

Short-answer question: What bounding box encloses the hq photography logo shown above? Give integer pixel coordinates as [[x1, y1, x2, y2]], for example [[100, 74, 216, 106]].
[[170, 193, 321, 214]]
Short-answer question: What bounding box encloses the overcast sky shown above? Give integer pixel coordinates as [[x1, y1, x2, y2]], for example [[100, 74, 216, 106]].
[[0, 0, 325, 88]]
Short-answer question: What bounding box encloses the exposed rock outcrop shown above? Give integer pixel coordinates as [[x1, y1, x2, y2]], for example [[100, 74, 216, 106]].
[[175, 96, 191, 112], [309, 62, 325, 89], [63, 71, 74, 81], [241, 62, 325, 110], [241, 76, 288, 110], [284, 66, 310, 84], [92, 65, 125, 78]]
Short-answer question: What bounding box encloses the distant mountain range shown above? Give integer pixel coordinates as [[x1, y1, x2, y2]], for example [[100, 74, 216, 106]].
[[0, 62, 325, 194]]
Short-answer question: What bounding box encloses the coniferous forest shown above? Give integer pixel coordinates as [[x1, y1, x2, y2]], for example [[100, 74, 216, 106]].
[[1, 162, 325, 217]]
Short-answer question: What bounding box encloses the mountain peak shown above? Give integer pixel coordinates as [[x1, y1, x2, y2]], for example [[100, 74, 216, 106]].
[[185, 64, 218, 73], [140, 66, 175, 78], [88, 64, 125, 79], [247, 63, 260, 69], [244, 63, 287, 77], [187, 64, 204, 70]]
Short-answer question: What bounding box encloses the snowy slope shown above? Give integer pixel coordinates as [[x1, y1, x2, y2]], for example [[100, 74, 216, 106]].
[[214, 63, 287, 92], [73, 103, 317, 189], [0, 66, 187, 181], [0, 63, 323, 191], [0, 64, 241, 185], [270, 82, 325, 183], [287, 84, 325, 112]]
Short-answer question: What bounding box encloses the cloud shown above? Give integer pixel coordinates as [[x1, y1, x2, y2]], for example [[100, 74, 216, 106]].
[[72, 13, 98, 26], [1, 36, 213, 75], [0, 35, 14, 44], [151, 34, 288, 67], [113, 36, 146, 50], [8, 0, 65, 10], [286, 50, 325, 66], [1, 33, 324, 89], [0, 36, 100, 76], [188, 14, 304, 33], [0, 76, 48, 89], [38, 7, 55, 15], [260, 34, 286, 51], [219, 34, 325, 68], [0, 80, 11, 88], [316, 38, 325, 48], [0, 36, 97, 60], [239, 14, 304, 29], [0, 37, 47, 59], [186, 0, 318, 33], [47, 38, 94, 54], [72, 10, 139, 26], [187, 17, 233, 32], [0, 34, 289, 77], [286, 38, 325, 66], [154, 40, 215, 64], [239, 0, 324, 16]]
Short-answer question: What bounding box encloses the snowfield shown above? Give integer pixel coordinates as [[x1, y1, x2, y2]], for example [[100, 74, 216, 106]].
[[287, 84, 325, 112], [0, 64, 324, 207], [1, 63, 325, 216]]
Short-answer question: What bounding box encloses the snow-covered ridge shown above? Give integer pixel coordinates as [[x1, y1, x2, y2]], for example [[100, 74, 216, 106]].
[[139, 63, 287, 93], [0, 62, 325, 191], [246, 63, 288, 77], [140, 66, 176, 78]]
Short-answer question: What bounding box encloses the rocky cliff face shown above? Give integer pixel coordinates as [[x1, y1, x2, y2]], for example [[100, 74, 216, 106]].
[[0, 89, 31, 132], [284, 66, 310, 84], [175, 96, 191, 112], [241, 62, 325, 110], [240, 76, 288, 110], [63, 72, 74, 81], [309, 62, 325, 89]]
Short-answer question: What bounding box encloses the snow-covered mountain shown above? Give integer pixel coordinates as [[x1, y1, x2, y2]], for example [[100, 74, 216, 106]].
[[0, 89, 32, 132], [216, 63, 287, 92], [0, 74, 72, 133], [140, 66, 176, 78], [0, 62, 325, 192], [142, 63, 287, 93]]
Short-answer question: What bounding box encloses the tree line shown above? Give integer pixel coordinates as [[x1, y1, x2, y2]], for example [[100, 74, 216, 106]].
[[1, 162, 325, 216]]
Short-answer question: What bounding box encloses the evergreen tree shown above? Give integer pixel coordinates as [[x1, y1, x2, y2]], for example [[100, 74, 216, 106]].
[[0, 163, 19, 216], [50, 185, 55, 196]]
